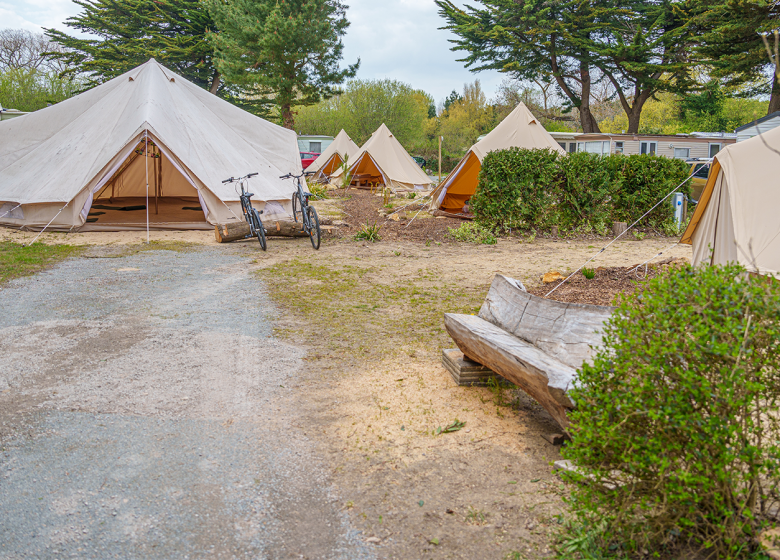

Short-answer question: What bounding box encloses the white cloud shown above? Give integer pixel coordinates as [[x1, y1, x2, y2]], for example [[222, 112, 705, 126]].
[[0, 0, 503, 101]]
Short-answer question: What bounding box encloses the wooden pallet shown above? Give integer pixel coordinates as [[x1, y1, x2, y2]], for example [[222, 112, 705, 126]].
[[441, 348, 506, 387]]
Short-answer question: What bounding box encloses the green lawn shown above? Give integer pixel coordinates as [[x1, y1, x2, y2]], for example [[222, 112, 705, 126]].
[[0, 241, 82, 285]]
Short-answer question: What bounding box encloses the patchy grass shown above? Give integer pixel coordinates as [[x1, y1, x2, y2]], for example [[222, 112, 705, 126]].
[[256, 258, 483, 362], [0, 241, 82, 285]]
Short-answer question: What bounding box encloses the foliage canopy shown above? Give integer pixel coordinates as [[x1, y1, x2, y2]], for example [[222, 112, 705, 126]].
[[206, 0, 358, 128]]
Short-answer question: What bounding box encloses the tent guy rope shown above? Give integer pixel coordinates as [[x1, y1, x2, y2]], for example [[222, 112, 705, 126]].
[[26, 201, 70, 246], [544, 163, 705, 298]]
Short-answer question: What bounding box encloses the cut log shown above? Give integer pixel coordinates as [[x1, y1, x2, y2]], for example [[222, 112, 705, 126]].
[[215, 221, 251, 243], [264, 220, 307, 237], [478, 274, 614, 369], [445, 313, 576, 430], [612, 221, 628, 238]]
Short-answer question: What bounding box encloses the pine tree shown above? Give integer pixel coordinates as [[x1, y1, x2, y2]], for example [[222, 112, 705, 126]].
[[696, 0, 780, 114], [205, 0, 359, 129], [45, 0, 222, 93], [435, 0, 697, 133]]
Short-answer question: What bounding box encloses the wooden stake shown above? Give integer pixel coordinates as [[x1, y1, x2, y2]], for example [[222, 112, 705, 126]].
[[438, 135, 442, 185]]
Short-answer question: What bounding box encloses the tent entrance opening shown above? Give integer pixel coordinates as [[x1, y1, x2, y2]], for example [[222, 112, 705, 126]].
[[86, 140, 210, 230]]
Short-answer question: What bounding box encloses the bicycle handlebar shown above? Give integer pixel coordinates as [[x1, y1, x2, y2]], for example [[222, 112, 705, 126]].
[[279, 172, 310, 180], [222, 173, 258, 184]]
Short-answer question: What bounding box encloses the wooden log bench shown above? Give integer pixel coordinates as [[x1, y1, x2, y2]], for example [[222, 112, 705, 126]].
[[444, 274, 615, 430]]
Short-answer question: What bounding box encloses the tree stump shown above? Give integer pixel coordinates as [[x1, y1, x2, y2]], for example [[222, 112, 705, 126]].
[[215, 221, 251, 243], [612, 222, 628, 238]]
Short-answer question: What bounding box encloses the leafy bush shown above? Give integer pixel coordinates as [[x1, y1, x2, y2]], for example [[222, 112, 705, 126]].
[[561, 264, 780, 559], [354, 221, 381, 242], [471, 149, 690, 234], [470, 147, 560, 231], [308, 184, 328, 199], [447, 222, 497, 244], [582, 267, 595, 280]]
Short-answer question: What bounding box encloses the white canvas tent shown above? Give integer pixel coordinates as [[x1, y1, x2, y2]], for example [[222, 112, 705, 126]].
[[0, 59, 302, 231], [433, 102, 565, 213], [307, 129, 359, 182], [331, 123, 432, 191], [680, 125, 780, 276]]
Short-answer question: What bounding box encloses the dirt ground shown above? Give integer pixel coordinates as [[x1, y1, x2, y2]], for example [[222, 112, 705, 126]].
[[0, 196, 693, 558]]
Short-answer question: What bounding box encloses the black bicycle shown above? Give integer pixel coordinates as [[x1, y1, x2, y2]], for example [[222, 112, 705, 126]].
[[222, 173, 267, 251], [280, 172, 321, 250]]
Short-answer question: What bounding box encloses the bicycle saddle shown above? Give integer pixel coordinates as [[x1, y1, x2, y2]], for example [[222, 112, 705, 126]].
[[245, 192, 255, 197]]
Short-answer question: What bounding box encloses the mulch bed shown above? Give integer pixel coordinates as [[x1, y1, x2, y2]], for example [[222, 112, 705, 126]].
[[329, 188, 464, 243], [527, 258, 688, 306]]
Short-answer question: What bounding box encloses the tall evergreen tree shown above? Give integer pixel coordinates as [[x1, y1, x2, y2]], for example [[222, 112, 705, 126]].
[[206, 0, 359, 129], [696, 0, 780, 114], [436, 0, 697, 133], [45, 0, 222, 93]]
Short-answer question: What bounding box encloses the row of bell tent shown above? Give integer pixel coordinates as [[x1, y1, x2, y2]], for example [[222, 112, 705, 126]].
[[0, 59, 776, 277]]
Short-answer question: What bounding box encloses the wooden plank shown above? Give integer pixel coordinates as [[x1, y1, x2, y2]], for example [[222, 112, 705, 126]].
[[444, 313, 576, 430], [441, 349, 507, 387], [478, 274, 614, 369]]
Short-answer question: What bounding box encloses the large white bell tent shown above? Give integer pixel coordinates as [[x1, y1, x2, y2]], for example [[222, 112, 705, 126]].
[[432, 102, 565, 213], [680, 125, 780, 276], [0, 59, 302, 231]]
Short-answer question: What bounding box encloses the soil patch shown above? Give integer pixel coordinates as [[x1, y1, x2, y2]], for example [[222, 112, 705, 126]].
[[327, 188, 465, 243], [527, 258, 689, 306]]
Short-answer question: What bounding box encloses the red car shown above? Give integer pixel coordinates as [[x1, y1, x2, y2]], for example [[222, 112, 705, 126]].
[[300, 152, 320, 169]]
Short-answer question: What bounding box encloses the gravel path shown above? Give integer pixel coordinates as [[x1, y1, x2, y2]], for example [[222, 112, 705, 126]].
[[0, 248, 373, 559]]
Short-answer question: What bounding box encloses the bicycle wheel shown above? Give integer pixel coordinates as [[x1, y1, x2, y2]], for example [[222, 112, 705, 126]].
[[306, 205, 321, 250], [291, 194, 300, 223], [253, 210, 267, 251]]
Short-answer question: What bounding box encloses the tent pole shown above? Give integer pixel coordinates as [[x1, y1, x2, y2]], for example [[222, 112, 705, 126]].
[[145, 131, 150, 244], [155, 145, 160, 215]]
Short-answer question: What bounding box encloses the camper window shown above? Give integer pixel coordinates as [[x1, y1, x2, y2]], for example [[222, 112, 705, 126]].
[[640, 141, 657, 155]]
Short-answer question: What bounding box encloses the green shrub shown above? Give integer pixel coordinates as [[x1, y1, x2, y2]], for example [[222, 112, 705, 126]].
[[471, 147, 561, 230], [354, 221, 381, 242], [582, 267, 595, 280], [561, 264, 780, 559], [447, 222, 497, 244], [471, 149, 690, 234], [558, 152, 613, 233], [608, 154, 690, 226], [309, 184, 328, 199]]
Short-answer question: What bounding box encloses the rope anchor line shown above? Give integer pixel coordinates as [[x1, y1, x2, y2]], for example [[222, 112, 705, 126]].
[[544, 163, 706, 298]]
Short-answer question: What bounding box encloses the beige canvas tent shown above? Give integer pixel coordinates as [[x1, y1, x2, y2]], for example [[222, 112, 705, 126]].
[[331, 123, 432, 191], [308, 129, 359, 182], [680, 125, 780, 276], [433, 102, 566, 213], [0, 59, 302, 231]]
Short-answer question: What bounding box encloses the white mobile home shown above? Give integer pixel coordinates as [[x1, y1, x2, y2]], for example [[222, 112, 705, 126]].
[[735, 111, 780, 142]]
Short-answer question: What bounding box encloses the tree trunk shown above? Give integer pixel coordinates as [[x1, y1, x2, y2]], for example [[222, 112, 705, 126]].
[[578, 62, 601, 133], [209, 70, 221, 95], [769, 74, 780, 115], [281, 104, 295, 130]]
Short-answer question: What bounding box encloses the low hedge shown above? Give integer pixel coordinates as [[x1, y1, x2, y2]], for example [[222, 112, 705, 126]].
[[470, 149, 691, 234]]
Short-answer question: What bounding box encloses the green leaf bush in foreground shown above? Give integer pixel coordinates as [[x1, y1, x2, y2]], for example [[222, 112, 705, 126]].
[[471, 148, 690, 234], [561, 264, 780, 559]]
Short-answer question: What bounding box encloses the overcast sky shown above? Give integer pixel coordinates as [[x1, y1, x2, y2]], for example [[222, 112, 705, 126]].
[[0, 0, 505, 104]]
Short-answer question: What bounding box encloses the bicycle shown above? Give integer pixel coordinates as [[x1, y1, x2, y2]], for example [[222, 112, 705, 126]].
[[222, 173, 267, 251], [280, 171, 321, 250]]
